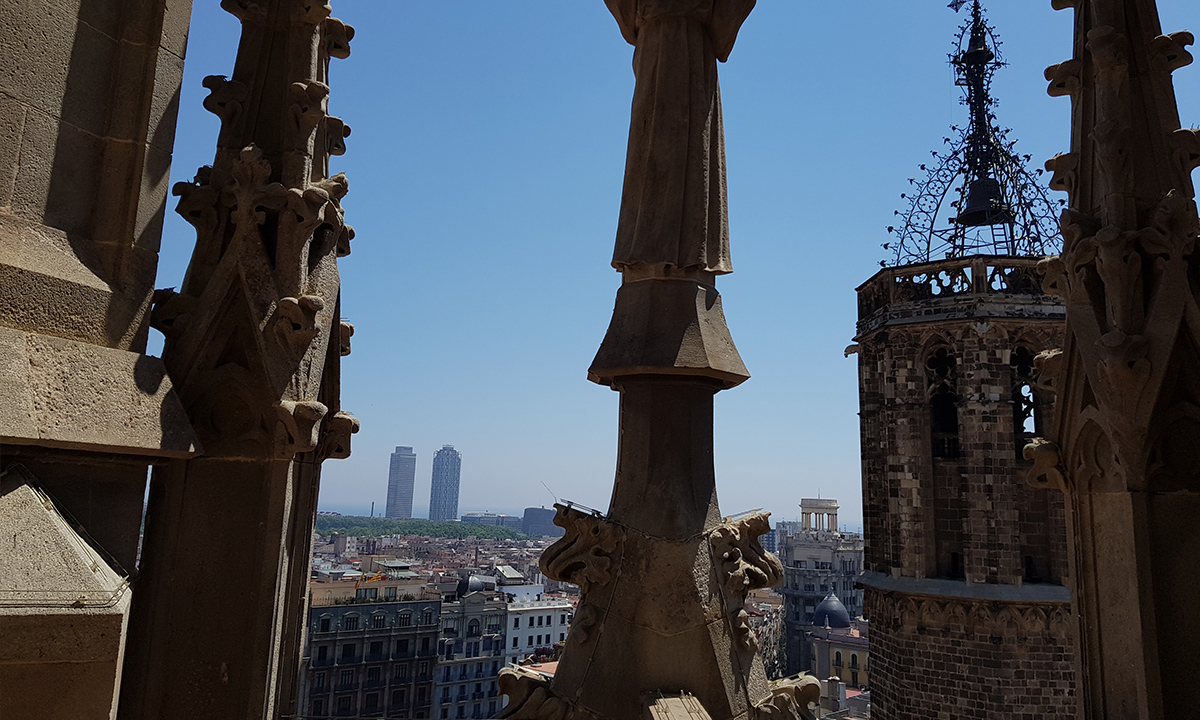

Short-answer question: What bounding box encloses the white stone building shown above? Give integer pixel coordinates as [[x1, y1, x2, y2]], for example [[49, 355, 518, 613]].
[[504, 597, 573, 665]]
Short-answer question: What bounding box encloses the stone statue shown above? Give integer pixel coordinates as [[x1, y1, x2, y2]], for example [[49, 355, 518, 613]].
[[606, 0, 756, 275]]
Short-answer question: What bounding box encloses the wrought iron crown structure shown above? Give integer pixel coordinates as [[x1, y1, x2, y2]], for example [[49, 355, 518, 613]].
[[886, 0, 1063, 266]]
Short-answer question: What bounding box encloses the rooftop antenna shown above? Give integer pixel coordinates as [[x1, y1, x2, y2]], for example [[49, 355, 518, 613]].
[[539, 481, 558, 506]]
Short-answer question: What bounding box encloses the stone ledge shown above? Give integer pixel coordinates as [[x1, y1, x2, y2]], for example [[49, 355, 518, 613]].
[[856, 570, 1071, 604], [0, 326, 198, 457], [0, 213, 152, 349], [588, 279, 749, 389]]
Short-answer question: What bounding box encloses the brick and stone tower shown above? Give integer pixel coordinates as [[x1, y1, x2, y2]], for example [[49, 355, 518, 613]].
[[853, 3, 1078, 718]]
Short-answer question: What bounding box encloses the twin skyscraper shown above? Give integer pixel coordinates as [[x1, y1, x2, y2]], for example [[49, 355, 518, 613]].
[[385, 445, 462, 522]]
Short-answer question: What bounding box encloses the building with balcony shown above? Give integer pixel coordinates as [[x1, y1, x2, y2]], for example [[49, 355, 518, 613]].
[[298, 600, 441, 719], [434, 585, 508, 720], [309, 568, 431, 607], [808, 607, 870, 708], [504, 596, 573, 665], [775, 498, 864, 676]]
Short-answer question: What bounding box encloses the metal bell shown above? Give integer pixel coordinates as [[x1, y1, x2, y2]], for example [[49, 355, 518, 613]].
[[956, 177, 1014, 226]]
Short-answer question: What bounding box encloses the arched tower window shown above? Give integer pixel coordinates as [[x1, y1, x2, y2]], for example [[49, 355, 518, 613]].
[[927, 346, 960, 458], [1011, 345, 1043, 459]]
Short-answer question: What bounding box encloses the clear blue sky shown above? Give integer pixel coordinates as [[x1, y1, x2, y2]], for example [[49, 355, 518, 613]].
[[156, 2, 1200, 526]]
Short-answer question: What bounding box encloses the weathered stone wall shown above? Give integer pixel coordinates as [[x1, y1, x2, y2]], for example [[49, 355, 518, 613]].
[[864, 590, 1076, 719], [0, 3, 194, 718], [0, 0, 191, 351], [854, 257, 1077, 719]]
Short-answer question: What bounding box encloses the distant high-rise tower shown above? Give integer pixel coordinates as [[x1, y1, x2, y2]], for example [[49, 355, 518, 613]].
[[385, 446, 416, 519], [428, 445, 461, 523], [855, 3, 1076, 719]]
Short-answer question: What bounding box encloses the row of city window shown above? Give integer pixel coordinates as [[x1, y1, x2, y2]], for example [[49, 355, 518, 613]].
[[439, 680, 498, 702], [310, 686, 429, 717], [440, 660, 500, 681], [442, 618, 502, 637], [512, 632, 565, 649], [827, 651, 864, 689], [834, 670, 862, 688], [512, 613, 568, 629], [315, 608, 436, 633], [312, 663, 431, 690], [791, 560, 858, 572], [438, 700, 498, 719], [441, 638, 499, 660], [785, 579, 856, 595], [354, 586, 418, 601], [314, 637, 433, 661]]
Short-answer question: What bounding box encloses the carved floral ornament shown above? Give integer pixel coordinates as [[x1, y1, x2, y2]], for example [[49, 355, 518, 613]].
[[498, 668, 572, 720], [1028, 2, 1200, 497], [539, 504, 626, 593], [867, 591, 1072, 642], [709, 513, 784, 653]]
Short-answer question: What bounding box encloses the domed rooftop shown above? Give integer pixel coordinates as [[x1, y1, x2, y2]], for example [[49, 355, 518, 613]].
[[813, 593, 851, 628], [456, 575, 486, 597]]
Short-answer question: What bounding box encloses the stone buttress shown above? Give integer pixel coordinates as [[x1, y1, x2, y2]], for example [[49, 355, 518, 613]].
[[1035, 1, 1200, 716], [117, 1, 358, 718]]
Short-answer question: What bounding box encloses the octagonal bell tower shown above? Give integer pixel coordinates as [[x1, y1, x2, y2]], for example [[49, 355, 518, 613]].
[[851, 3, 1079, 718]]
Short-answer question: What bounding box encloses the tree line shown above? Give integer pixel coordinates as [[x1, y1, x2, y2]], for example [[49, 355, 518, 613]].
[[315, 515, 527, 541]]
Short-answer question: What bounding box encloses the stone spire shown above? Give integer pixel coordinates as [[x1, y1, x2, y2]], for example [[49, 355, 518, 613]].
[[498, 3, 818, 719], [1032, 0, 1200, 716], [118, 1, 357, 717]]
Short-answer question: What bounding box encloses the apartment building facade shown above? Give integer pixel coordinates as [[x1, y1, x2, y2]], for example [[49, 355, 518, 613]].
[[299, 600, 441, 718]]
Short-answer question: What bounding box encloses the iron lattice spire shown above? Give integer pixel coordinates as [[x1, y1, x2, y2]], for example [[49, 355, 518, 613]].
[[885, 0, 1063, 266]]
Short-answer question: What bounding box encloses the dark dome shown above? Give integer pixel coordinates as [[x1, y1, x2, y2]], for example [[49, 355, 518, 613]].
[[456, 575, 485, 597], [813, 593, 851, 628]]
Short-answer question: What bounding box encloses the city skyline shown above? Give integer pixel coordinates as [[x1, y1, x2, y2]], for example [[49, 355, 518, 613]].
[[342, 443, 872, 527]]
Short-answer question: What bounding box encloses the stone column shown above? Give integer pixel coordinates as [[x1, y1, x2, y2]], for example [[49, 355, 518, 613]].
[[496, 3, 817, 719], [117, 2, 358, 718], [0, 1, 197, 717], [1033, 1, 1200, 717]]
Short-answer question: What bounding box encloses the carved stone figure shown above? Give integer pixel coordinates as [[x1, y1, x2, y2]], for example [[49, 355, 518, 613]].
[[605, 0, 755, 275]]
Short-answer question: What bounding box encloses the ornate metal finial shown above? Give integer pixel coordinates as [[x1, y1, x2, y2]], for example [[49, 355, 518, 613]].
[[885, 1, 1062, 266]]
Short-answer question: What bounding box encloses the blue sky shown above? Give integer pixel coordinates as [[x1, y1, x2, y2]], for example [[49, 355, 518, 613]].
[[157, 1, 1200, 526]]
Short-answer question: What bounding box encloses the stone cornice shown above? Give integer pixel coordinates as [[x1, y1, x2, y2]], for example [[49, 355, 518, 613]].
[[857, 570, 1070, 604]]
